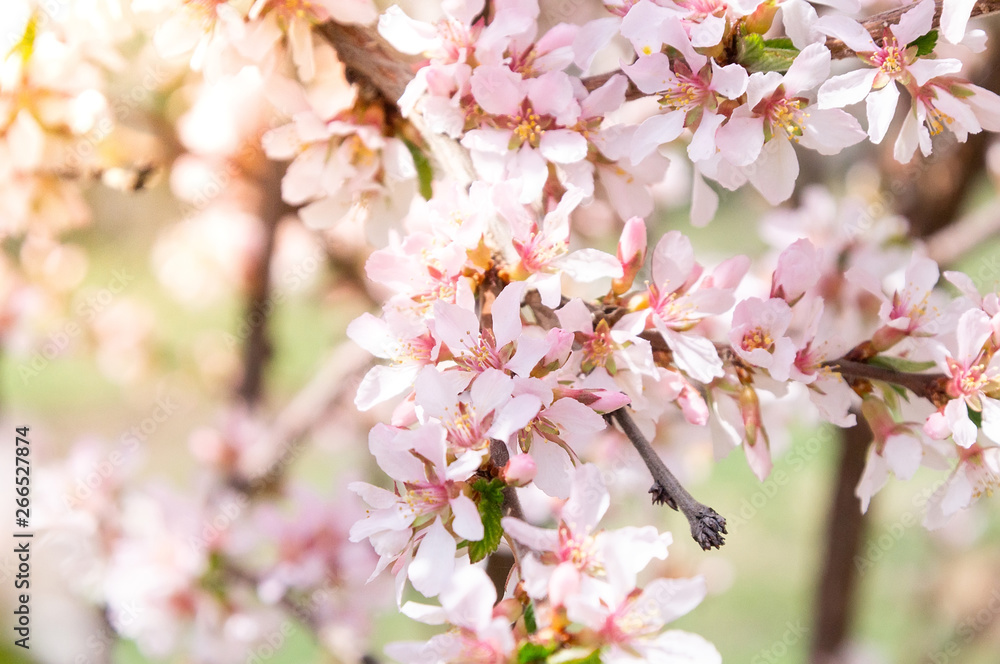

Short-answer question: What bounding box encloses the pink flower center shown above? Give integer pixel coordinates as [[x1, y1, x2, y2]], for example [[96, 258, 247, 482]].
[[873, 41, 905, 77], [661, 77, 708, 112], [741, 327, 774, 352], [557, 523, 601, 573], [766, 97, 807, 138], [404, 482, 449, 515], [582, 320, 616, 371]]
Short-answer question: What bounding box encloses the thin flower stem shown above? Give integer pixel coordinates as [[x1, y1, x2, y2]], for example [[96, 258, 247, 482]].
[[607, 408, 728, 550]]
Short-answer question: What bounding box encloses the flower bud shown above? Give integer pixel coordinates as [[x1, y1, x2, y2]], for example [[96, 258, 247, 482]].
[[502, 454, 537, 486], [613, 216, 647, 295]]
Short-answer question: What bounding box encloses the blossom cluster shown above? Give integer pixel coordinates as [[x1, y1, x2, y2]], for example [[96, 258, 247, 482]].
[[5, 0, 1000, 661]]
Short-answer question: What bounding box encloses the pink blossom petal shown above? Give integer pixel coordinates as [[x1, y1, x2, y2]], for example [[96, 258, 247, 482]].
[[492, 281, 527, 348], [710, 61, 749, 99], [488, 393, 543, 441], [470, 65, 524, 116], [715, 114, 764, 166], [433, 300, 481, 354], [981, 396, 1000, 444], [745, 137, 799, 205], [500, 516, 560, 551], [355, 364, 420, 411], [581, 73, 628, 117], [801, 107, 866, 154], [893, 0, 936, 44], [659, 325, 724, 383], [629, 577, 707, 626], [687, 111, 726, 162], [573, 16, 622, 71], [632, 111, 686, 164], [908, 58, 963, 87], [450, 493, 484, 541], [651, 231, 695, 288], [555, 249, 624, 281], [884, 433, 923, 481], [893, 105, 923, 163], [941, 0, 978, 43], [377, 5, 439, 54], [408, 519, 456, 597], [690, 14, 725, 48], [530, 438, 575, 498], [956, 308, 992, 361], [945, 398, 977, 447], [691, 169, 719, 228], [814, 14, 877, 52], [863, 84, 900, 144], [782, 42, 831, 95], [817, 68, 878, 109], [539, 129, 589, 164], [528, 71, 579, 125], [562, 463, 610, 532], [622, 53, 673, 94]]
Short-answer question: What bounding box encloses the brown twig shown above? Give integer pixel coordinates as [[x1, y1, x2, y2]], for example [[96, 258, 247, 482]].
[[316, 21, 475, 184], [235, 159, 292, 406], [607, 407, 727, 550], [823, 358, 947, 402]]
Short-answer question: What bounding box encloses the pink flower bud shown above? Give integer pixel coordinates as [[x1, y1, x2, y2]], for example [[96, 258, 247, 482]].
[[543, 327, 574, 366], [556, 387, 631, 413], [771, 239, 820, 305], [502, 454, 537, 486], [613, 216, 647, 295]]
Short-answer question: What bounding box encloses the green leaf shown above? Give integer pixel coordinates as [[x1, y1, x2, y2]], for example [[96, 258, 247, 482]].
[[763, 37, 796, 50], [518, 642, 555, 663], [524, 601, 538, 634], [868, 356, 937, 373], [735, 33, 800, 73], [548, 647, 601, 664], [908, 30, 938, 58], [970, 408, 983, 429], [468, 478, 506, 563], [402, 138, 434, 200]]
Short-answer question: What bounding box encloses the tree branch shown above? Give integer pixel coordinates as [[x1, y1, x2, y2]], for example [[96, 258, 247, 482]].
[[823, 359, 947, 402], [607, 407, 728, 550], [235, 159, 292, 406], [316, 21, 475, 184]]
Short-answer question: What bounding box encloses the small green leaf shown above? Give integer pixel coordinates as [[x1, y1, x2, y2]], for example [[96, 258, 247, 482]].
[[468, 478, 506, 563], [402, 138, 434, 200], [518, 642, 555, 663], [524, 601, 538, 634], [868, 356, 937, 373], [548, 647, 601, 664], [763, 37, 796, 50], [908, 30, 938, 58], [736, 33, 800, 73], [970, 408, 983, 429]]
